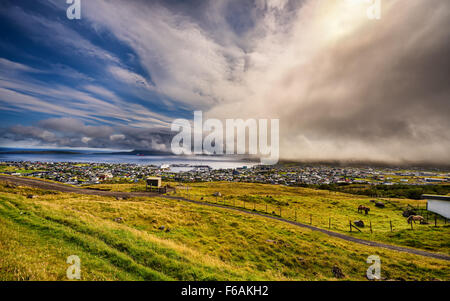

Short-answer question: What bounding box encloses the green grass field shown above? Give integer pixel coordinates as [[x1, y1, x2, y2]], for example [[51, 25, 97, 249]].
[[86, 181, 450, 255], [0, 166, 45, 174], [173, 182, 450, 255], [0, 181, 449, 281]]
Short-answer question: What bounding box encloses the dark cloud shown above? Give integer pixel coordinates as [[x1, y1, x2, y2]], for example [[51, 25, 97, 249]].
[[209, 0, 450, 164], [284, 1, 450, 162], [2, 118, 174, 151], [38, 118, 115, 139]]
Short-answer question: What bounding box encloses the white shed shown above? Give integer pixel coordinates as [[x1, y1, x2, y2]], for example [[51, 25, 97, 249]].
[[423, 195, 450, 219]]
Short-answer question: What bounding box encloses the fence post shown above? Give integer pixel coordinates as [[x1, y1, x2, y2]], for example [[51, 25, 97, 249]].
[[329, 218, 331, 229], [279, 207, 282, 217], [310, 214, 312, 225], [410, 220, 413, 230], [295, 210, 297, 221], [390, 220, 393, 232], [349, 220, 352, 232], [253, 202, 256, 211], [266, 204, 268, 213], [370, 221, 372, 234]]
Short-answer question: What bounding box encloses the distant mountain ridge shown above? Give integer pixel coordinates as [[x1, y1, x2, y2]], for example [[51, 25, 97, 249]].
[[0, 148, 173, 156], [0, 148, 256, 161], [104, 149, 173, 156], [0, 150, 82, 155]]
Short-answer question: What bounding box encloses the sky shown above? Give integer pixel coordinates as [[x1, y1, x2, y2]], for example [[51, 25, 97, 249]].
[[0, 0, 449, 164]]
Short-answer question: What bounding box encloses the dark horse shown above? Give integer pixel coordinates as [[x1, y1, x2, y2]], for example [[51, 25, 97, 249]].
[[358, 205, 370, 215]]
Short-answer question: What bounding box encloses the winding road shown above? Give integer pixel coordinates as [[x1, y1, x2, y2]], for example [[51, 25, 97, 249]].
[[1, 175, 449, 262]]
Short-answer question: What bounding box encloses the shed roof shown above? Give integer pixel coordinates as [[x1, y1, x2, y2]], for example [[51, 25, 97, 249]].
[[422, 194, 450, 201]]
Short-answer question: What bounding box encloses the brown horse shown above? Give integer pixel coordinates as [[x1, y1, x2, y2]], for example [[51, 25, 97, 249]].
[[358, 205, 370, 215], [407, 215, 424, 224]]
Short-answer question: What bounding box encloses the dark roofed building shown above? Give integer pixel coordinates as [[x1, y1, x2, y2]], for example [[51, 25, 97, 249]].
[[146, 177, 161, 188]]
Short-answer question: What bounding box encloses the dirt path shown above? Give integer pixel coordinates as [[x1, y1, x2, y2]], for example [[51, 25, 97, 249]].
[[1, 175, 449, 262], [0, 175, 159, 198]]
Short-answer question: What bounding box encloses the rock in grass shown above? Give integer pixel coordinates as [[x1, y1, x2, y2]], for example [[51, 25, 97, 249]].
[[375, 201, 385, 208], [354, 220, 365, 227], [114, 217, 124, 223], [158, 225, 165, 231], [27, 194, 37, 199], [332, 266, 345, 279]]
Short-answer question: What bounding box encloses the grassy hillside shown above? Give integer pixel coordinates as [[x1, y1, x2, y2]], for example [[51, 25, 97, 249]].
[[170, 182, 450, 255], [0, 181, 449, 281], [84, 181, 450, 255], [312, 183, 450, 200]]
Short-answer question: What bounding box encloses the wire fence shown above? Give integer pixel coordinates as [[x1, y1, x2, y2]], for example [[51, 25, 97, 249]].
[[171, 189, 449, 234]]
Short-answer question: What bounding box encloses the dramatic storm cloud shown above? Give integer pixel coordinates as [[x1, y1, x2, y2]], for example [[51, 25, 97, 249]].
[[4, 118, 173, 151], [0, 0, 449, 164], [208, 0, 450, 164]]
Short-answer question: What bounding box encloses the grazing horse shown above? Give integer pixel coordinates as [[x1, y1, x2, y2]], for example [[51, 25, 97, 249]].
[[358, 205, 370, 215], [407, 215, 424, 224]]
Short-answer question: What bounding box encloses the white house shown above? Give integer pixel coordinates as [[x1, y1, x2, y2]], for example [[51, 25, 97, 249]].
[[423, 195, 450, 219]]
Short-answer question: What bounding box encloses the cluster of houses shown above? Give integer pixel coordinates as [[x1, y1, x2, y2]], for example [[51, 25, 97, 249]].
[[1, 161, 159, 185], [1, 161, 449, 187], [162, 165, 450, 186]]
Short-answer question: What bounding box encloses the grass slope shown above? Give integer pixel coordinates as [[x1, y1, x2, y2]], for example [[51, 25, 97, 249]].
[[0, 182, 449, 281], [169, 182, 450, 255]]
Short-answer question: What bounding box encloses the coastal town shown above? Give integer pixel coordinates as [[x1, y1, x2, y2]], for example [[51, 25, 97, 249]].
[[1, 160, 449, 187]]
